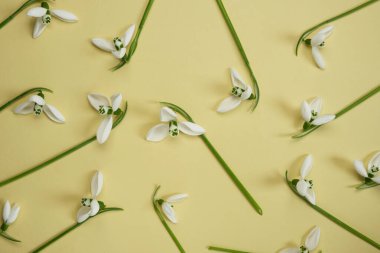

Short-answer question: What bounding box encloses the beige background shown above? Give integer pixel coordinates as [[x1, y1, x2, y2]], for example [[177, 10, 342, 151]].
[[0, 0, 379, 252]]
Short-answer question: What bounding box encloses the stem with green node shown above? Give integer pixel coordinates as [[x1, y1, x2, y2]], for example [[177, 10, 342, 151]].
[[0, 87, 52, 112], [208, 246, 253, 253], [0, 0, 44, 30], [111, 0, 155, 71], [160, 102, 263, 215], [31, 207, 123, 252], [295, 0, 379, 55], [292, 84, 380, 139], [285, 171, 380, 250], [0, 101, 128, 188], [152, 185, 186, 253], [215, 0, 260, 112]]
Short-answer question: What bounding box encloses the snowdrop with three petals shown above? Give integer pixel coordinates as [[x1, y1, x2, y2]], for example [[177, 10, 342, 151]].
[[296, 155, 316, 205], [159, 194, 188, 224], [354, 151, 380, 184], [280, 226, 321, 253], [2, 201, 20, 231], [306, 26, 334, 69], [301, 97, 335, 127]]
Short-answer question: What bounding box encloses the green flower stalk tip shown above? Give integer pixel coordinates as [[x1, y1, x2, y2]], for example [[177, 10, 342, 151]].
[[208, 246, 252, 253], [0, 87, 52, 112]]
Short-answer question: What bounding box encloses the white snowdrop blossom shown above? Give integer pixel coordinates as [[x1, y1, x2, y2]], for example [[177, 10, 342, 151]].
[[27, 1, 78, 39], [354, 151, 380, 184], [307, 26, 334, 69], [88, 93, 122, 144], [296, 155, 316, 205], [146, 107, 205, 142], [14, 94, 65, 123], [159, 193, 188, 224], [280, 226, 321, 253], [2, 201, 20, 229], [77, 171, 103, 223], [301, 97, 335, 127], [92, 24, 136, 59], [217, 68, 253, 113]]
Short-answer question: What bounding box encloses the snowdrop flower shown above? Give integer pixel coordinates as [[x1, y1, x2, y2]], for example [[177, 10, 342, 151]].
[[296, 155, 316, 205], [146, 107, 205, 142], [92, 25, 136, 59], [280, 226, 321, 253], [27, 1, 78, 39], [301, 97, 335, 127], [306, 26, 334, 69], [77, 171, 103, 223], [88, 93, 122, 144], [354, 151, 380, 184], [1, 201, 20, 230], [14, 93, 65, 123], [217, 68, 253, 113], [159, 194, 188, 224]]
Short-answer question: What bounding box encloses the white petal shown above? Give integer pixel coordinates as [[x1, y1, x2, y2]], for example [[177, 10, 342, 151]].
[[178, 122, 205, 136], [296, 180, 308, 196], [309, 97, 322, 115], [311, 47, 326, 69], [312, 114, 335, 126], [368, 151, 380, 170], [279, 249, 300, 253], [354, 160, 368, 178], [91, 171, 103, 198], [160, 107, 177, 122], [112, 48, 126, 59], [90, 200, 100, 216], [217, 96, 242, 113], [51, 9, 78, 22], [305, 226, 320, 250], [305, 189, 316, 205], [43, 104, 65, 123], [6, 204, 20, 225], [92, 38, 115, 52], [162, 202, 177, 224], [371, 176, 380, 184], [230, 68, 247, 89], [110, 93, 122, 111], [240, 86, 252, 101], [76, 206, 91, 223], [311, 26, 334, 47], [301, 101, 312, 122], [122, 24, 136, 46], [27, 7, 47, 17], [3, 201, 10, 223], [300, 154, 313, 179], [88, 93, 110, 110], [146, 124, 169, 142], [13, 101, 34, 114], [166, 193, 189, 203], [96, 116, 113, 144], [29, 95, 45, 105], [33, 18, 47, 39]]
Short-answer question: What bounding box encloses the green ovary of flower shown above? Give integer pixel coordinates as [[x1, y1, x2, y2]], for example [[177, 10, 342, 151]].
[[113, 37, 124, 51], [168, 120, 179, 137]]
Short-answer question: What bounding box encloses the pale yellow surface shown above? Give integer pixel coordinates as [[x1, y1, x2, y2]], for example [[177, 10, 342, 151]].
[[0, 0, 379, 252]]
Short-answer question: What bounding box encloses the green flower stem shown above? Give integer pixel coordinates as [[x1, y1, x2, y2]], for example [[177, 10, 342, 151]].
[[285, 171, 380, 250], [0, 87, 52, 112], [0, 101, 128, 188], [295, 0, 379, 55], [160, 102, 263, 215], [111, 0, 155, 71], [31, 207, 123, 253], [215, 0, 260, 111], [0, 231, 21, 243], [356, 181, 379, 190], [152, 185, 186, 253], [208, 246, 253, 253], [0, 0, 43, 30], [292, 84, 380, 138]]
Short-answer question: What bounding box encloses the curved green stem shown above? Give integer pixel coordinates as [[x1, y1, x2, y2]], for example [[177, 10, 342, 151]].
[[0, 231, 21, 243], [31, 207, 123, 252], [295, 0, 379, 55], [0, 0, 43, 30], [0, 87, 52, 112], [356, 181, 379, 190], [208, 246, 252, 253], [160, 102, 263, 215], [111, 0, 155, 71], [292, 84, 380, 138], [152, 185, 186, 253], [285, 171, 380, 250], [0, 101, 128, 188], [215, 0, 260, 112]]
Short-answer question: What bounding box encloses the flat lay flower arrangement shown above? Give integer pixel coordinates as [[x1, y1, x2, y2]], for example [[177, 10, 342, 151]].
[[0, 0, 379, 252]]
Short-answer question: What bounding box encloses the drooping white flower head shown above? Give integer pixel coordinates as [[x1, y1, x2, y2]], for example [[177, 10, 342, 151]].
[[309, 26, 334, 69], [301, 97, 335, 126], [296, 155, 316, 205], [14, 94, 65, 123], [280, 226, 321, 253], [217, 68, 253, 113], [88, 93, 122, 144], [146, 107, 205, 142], [161, 193, 188, 224], [27, 2, 78, 39], [92, 24, 136, 59], [2, 200, 20, 226], [77, 171, 103, 223], [354, 151, 380, 184]]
